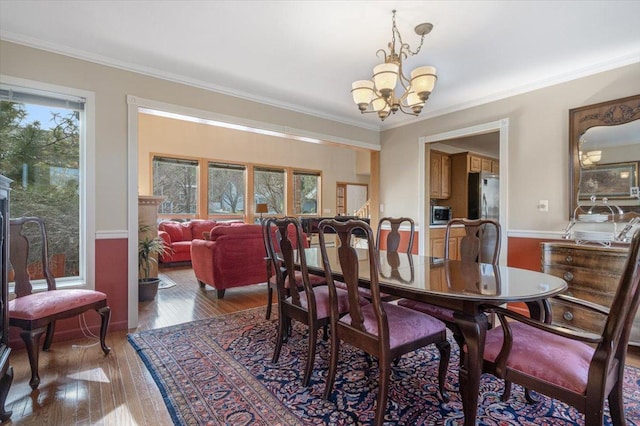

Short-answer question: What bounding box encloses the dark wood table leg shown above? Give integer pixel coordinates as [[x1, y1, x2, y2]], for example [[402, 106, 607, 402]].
[[454, 309, 488, 426]]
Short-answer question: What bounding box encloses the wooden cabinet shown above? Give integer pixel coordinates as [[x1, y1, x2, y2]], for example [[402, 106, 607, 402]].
[[430, 151, 450, 199], [429, 226, 466, 259], [491, 160, 500, 174], [0, 175, 12, 421], [540, 242, 639, 346]]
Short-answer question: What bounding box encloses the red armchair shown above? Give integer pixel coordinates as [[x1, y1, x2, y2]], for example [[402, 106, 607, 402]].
[[191, 224, 270, 298], [158, 219, 224, 263], [191, 223, 304, 299]]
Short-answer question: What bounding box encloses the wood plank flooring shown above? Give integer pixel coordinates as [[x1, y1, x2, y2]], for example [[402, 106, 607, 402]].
[[3, 265, 640, 425], [3, 265, 269, 425]]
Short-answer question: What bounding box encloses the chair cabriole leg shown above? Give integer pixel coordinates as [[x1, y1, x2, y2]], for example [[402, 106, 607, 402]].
[[20, 327, 46, 389], [98, 306, 111, 355], [42, 321, 56, 351]]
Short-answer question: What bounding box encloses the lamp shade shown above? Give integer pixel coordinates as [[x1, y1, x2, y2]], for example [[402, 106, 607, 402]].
[[351, 80, 375, 109], [410, 66, 437, 101], [586, 150, 602, 163], [373, 63, 399, 97], [256, 203, 269, 214]]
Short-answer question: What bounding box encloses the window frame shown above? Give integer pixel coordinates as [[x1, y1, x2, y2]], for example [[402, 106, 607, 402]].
[[207, 161, 247, 219], [152, 155, 200, 218], [292, 169, 322, 216], [1, 75, 96, 291]]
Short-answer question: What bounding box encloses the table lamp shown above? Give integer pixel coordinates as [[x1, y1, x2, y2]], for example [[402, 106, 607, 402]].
[[256, 203, 268, 221]]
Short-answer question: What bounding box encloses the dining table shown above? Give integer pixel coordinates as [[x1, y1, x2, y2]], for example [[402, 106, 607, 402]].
[[302, 246, 568, 426]]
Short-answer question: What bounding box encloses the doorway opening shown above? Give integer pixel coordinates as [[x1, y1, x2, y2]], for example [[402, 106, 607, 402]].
[[418, 119, 509, 264]]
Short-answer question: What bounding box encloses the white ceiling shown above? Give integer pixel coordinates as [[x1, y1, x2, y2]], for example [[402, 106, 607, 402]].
[[1, 1, 639, 131]]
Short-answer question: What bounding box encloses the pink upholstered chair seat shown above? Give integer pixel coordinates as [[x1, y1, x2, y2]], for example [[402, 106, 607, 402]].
[[483, 321, 596, 394], [333, 280, 392, 301], [9, 289, 108, 320], [396, 299, 456, 322], [287, 285, 367, 319], [271, 270, 326, 289], [341, 303, 446, 350]]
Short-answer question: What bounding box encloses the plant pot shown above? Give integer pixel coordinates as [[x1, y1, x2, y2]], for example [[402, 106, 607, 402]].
[[139, 278, 160, 302]]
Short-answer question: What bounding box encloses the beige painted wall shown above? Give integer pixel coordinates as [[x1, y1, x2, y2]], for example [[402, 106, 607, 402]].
[[0, 41, 379, 231], [380, 62, 640, 232], [138, 113, 368, 215]]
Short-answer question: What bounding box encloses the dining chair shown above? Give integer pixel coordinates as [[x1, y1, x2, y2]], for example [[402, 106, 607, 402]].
[[398, 218, 501, 365], [262, 220, 325, 320], [318, 218, 450, 426], [479, 228, 640, 426], [264, 217, 362, 387], [8, 217, 111, 389], [376, 216, 415, 254]]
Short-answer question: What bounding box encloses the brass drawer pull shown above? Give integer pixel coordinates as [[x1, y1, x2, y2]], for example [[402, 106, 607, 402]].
[[565, 255, 573, 264], [563, 311, 574, 321], [563, 271, 574, 282]]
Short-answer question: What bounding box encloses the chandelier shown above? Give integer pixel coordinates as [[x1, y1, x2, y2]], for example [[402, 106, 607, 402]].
[[351, 10, 437, 121]]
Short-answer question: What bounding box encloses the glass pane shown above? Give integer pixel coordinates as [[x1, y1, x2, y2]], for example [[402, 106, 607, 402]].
[[254, 168, 284, 214], [293, 172, 319, 214], [208, 162, 245, 214], [153, 157, 198, 214], [0, 100, 81, 280]]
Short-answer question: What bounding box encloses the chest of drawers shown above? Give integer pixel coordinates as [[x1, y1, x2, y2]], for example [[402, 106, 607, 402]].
[[540, 242, 639, 346]]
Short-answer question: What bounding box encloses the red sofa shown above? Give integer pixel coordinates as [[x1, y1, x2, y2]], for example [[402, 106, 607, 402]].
[[190, 223, 303, 298], [158, 220, 227, 263]]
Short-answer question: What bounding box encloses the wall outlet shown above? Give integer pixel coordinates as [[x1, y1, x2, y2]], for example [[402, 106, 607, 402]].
[[538, 200, 549, 212]]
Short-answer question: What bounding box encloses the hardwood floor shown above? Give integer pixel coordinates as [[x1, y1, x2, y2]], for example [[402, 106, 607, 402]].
[[3, 265, 640, 425], [3, 266, 269, 425]]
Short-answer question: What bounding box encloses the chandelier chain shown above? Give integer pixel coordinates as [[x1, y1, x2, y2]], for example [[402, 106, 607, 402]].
[[392, 10, 426, 58]]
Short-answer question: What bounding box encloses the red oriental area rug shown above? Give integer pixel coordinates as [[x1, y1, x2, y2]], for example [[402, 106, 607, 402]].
[[128, 307, 640, 425]]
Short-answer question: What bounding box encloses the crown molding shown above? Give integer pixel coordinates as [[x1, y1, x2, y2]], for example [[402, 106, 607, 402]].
[[382, 51, 640, 131], [0, 31, 382, 133]]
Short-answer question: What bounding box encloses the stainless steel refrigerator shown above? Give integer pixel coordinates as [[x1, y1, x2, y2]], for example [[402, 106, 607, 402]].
[[468, 172, 499, 221]]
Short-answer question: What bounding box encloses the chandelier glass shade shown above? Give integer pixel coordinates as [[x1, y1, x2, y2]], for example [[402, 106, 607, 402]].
[[351, 10, 437, 121]]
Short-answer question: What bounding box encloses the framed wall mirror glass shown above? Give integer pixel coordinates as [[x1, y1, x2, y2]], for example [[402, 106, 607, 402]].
[[569, 94, 640, 219]]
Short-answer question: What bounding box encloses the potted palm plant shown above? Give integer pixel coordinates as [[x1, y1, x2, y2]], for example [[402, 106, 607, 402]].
[[138, 222, 168, 301]]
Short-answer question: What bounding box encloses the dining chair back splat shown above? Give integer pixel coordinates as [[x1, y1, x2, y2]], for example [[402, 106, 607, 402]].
[[263, 217, 356, 387], [262, 221, 325, 320], [480, 228, 640, 425], [398, 218, 501, 367], [8, 217, 111, 390], [318, 218, 450, 426], [376, 217, 415, 254]]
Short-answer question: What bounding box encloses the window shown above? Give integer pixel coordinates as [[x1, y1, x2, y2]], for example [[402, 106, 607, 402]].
[[153, 156, 198, 215], [254, 167, 285, 214], [293, 171, 320, 215], [0, 83, 88, 285], [208, 162, 245, 215]]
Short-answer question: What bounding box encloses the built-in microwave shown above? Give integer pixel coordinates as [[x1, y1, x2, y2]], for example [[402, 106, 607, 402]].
[[430, 206, 452, 225]]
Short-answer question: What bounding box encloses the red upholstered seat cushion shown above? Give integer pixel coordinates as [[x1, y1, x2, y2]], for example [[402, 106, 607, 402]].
[[342, 303, 446, 350], [483, 321, 596, 394], [9, 289, 107, 320], [190, 220, 218, 240], [159, 221, 187, 242], [396, 299, 456, 322], [170, 241, 192, 254]]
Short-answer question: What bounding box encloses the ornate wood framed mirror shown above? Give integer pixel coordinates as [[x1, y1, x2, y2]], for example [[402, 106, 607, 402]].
[[569, 94, 640, 218]]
